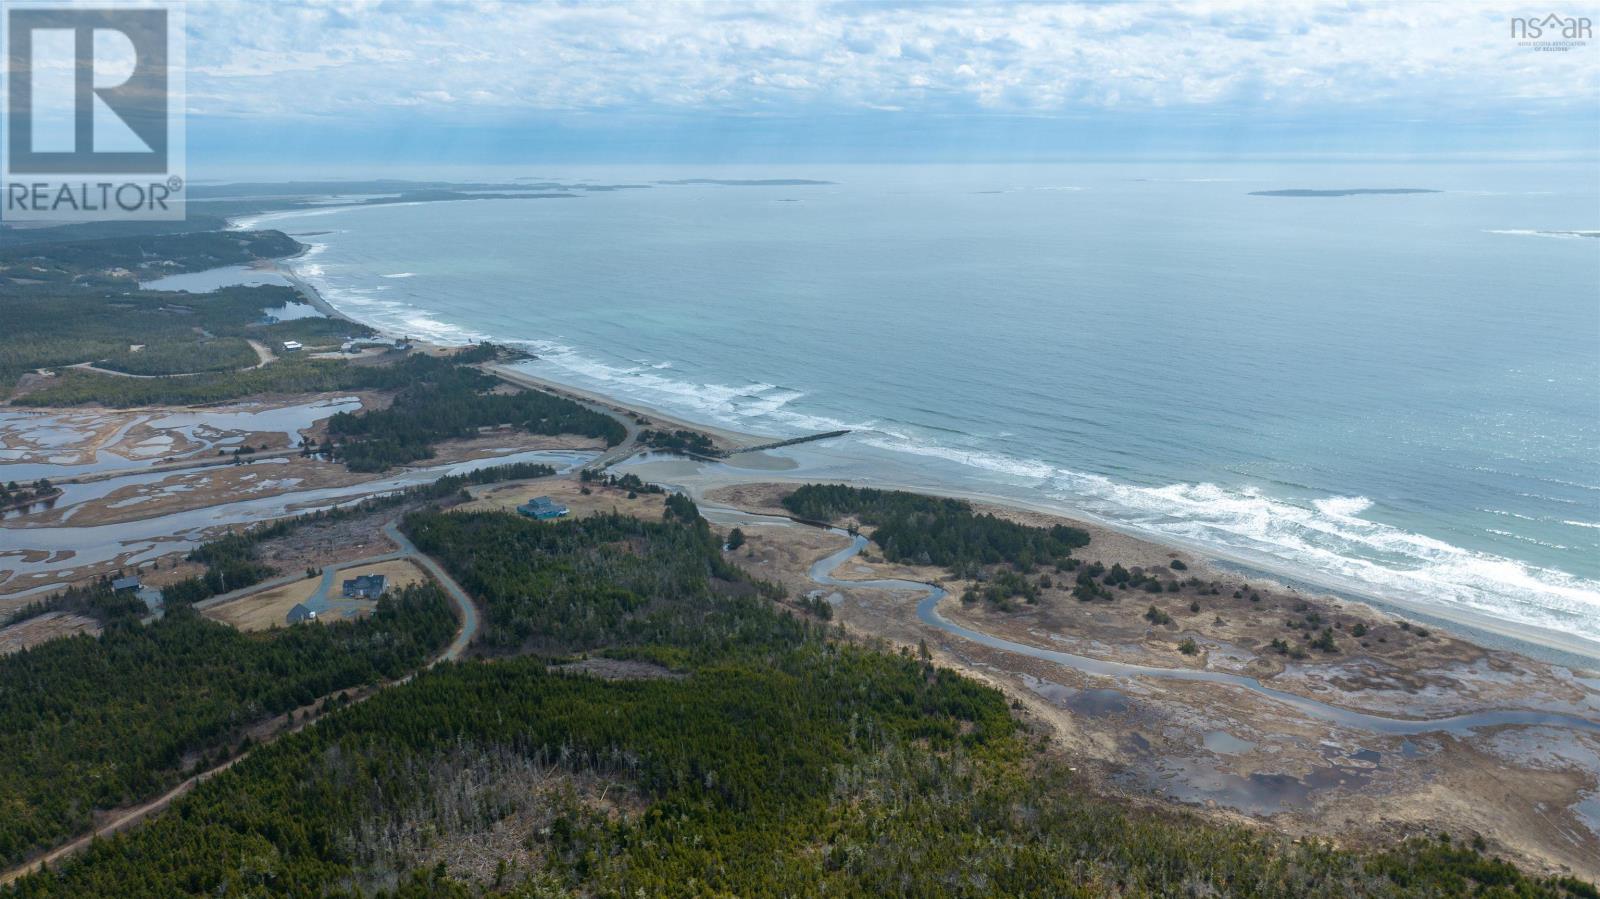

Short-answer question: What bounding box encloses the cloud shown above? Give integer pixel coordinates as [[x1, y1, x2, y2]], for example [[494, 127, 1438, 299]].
[[179, 0, 1598, 123]]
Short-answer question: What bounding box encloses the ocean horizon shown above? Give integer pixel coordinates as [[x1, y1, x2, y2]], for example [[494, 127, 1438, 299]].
[[239, 162, 1600, 651]]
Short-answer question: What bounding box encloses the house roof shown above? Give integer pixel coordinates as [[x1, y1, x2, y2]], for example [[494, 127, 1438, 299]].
[[341, 574, 386, 593], [111, 576, 141, 591]]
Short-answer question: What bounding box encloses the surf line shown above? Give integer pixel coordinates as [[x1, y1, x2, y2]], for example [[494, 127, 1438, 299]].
[[797, 527, 1600, 737]]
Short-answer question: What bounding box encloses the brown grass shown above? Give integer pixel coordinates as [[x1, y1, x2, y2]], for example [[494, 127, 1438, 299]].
[[204, 577, 322, 632]]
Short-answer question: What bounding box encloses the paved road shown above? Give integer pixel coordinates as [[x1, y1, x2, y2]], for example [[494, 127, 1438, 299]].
[[384, 519, 478, 662], [2, 519, 482, 885], [195, 522, 478, 662]]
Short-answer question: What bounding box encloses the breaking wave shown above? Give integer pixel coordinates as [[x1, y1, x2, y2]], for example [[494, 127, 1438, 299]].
[[279, 220, 1600, 650]]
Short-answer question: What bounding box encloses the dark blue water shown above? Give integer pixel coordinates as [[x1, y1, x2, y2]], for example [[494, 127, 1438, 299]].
[[245, 163, 1600, 645]]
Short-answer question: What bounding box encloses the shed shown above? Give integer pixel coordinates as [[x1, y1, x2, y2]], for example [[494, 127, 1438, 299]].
[[286, 602, 317, 624], [111, 575, 141, 592]]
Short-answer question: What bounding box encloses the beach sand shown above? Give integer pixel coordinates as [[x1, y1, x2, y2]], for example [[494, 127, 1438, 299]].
[[269, 237, 1599, 667], [485, 362, 770, 453], [682, 477, 1600, 878]]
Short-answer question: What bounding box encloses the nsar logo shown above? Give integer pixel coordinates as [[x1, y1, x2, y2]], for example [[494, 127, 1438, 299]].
[[1510, 13, 1593, 50]]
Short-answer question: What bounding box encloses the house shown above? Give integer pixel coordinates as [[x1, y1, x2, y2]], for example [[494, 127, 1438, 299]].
[[280, 340, 303, 353], [111, 575, 141, 592], [517, 496, 569, 520], [341, 574, 386, 599], [286, 602, 317, 624]]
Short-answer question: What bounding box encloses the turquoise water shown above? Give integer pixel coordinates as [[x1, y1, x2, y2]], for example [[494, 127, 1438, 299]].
[[243, 163, 1600, 646]]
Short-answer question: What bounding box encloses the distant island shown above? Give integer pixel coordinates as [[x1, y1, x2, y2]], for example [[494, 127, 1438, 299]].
[[1488, 229, 1600, 240], [1249, 188, 1441, 198], [655, 178, 835, 186]]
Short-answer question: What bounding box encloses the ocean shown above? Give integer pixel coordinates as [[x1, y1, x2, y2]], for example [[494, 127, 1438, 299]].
[[238, 163, 1600, 649]]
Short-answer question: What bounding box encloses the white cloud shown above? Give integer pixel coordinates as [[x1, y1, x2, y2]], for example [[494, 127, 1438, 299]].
[[181, 0, 1600, 121]]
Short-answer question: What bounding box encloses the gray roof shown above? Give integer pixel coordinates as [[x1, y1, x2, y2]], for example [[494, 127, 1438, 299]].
[[341, 574, 386, 596], [286, 602, 315, 623], [111, 576, 141, 591]]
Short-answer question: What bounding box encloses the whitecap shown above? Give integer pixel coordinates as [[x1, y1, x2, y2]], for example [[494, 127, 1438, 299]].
[[1313, 496, 1372, 518]]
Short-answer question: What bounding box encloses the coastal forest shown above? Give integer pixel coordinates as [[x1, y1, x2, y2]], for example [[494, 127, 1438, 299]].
[[782, 483, 1090, 573], [0, 588, 456, 870], [0, 227, 361, 396], [0, 461, 562, 870], [322, 350, 624, 471], [6, 501, 1592, 897], [1, 221, 1591, 896]]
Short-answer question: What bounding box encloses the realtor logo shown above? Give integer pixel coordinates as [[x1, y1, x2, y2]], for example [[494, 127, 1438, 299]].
[[2, 4, 185, 221], [1510, 13, 1593, 50]]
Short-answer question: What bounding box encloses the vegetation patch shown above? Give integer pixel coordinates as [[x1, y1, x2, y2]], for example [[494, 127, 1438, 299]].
[[8, 508, 1588, 897], [781, 484, 1088, 575], [321, 347, 624, 471], [0, 586, 455, 870]]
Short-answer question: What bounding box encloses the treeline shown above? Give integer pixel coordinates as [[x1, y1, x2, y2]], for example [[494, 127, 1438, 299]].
[[1, 228, 352, 391], [639, 427, 716, 454], [16, 352, 377, 407], [0, 478, 57, 512], [1, 578, 148, 627], [324, 353, 624, 471], [0, 229, 301, 286], [782, 484, 1090, 573], [94, 337, 259, 376], [159, 531, 280, 606], [6, 508, 1587, 897], [0, 587, 456, 870], [9, 461, 558, 627], [157, 460, 562, 606], [401, 503, 802, 658]]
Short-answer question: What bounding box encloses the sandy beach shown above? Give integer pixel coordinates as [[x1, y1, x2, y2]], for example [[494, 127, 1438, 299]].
[[263, 227, 1600, 668]]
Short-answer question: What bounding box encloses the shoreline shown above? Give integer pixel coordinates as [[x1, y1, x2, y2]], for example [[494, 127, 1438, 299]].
[[484, 363, 771, 452], [268, 252, 363, 330], [262, 226, 1600, 670], [696, 468, 1600, 670]]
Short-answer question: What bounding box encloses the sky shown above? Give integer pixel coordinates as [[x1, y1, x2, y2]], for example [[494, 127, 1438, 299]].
[[174, 0, 1600, 170]]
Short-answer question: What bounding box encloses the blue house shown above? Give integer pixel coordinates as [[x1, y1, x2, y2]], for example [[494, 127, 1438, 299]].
[[517, 496, 569, 520], [341, 574, 386, 599]]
